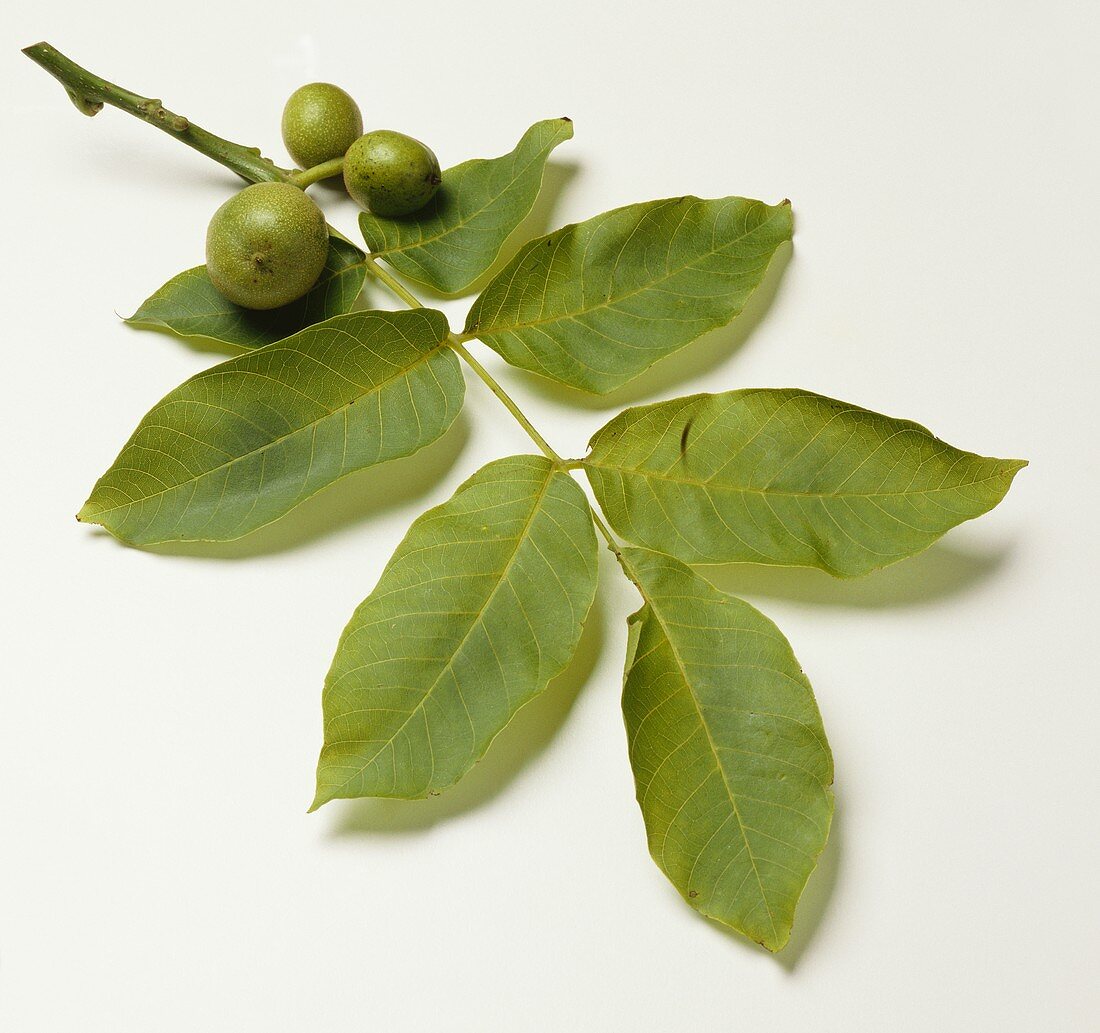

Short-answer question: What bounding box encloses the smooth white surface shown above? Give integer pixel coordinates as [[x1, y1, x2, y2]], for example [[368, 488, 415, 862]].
[[2, 2, 1097, 1029]]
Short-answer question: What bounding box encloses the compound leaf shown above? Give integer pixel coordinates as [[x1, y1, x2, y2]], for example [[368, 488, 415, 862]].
[[464, 195, 791, 393], [313, 454, 598, 806], [359, 118, 574, 295], [126, 234, 366, 350], [79, 309, 462, 545], [586, 389, 1026, 577], [622, 547, 833, 951]]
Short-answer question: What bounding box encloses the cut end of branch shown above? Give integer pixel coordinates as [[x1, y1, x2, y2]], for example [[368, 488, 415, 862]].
[[24, 42, 103, 116]]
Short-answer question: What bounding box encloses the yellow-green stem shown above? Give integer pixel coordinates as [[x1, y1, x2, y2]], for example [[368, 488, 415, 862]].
[[362, 258, 629, 565], [363, 258, 423, 309], [291, 157, 345, 188], [448, 340, 564, 463]]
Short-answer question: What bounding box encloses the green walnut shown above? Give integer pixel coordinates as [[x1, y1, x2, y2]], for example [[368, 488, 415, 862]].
[[281, 83, 363, 171], [343, 130, 442, 217], [205, 182, 329, 310]]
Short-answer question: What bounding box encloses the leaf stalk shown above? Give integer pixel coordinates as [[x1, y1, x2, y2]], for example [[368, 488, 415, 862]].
[[447, 340, 565, 464], [362, 257, 423, 309]]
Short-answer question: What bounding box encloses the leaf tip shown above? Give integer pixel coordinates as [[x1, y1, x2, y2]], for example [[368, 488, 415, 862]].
[[742, 914, 792, 953], [554, 116, 574, 140], [997, 456, 1029, 492], [308, 783, 335, 813], [695, 896, 792, 953]]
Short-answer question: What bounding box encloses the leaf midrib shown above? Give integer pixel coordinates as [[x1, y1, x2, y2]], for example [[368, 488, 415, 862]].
[[585, 457, 1014, 499], [84, 336, 447, 519], [472, 201, 789, 337], [630, 559, 779, 945]]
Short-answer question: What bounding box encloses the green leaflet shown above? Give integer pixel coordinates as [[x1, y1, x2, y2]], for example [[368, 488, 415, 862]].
[[358, 119, 573, 295], [586, 389, 1027, 577], [126, 234, 367, 350], [79, 309, 462, 545], [464, 195, 792, 393], [313, 454, 598, 806], [621, 547, 833, 951]]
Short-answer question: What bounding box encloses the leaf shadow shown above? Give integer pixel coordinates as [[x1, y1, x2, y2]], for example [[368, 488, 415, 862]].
[[507, 241, 793, 413], [703, 538, 1014, 610], [121, 319, 249, 360], [404, 160, 582, 304], [325, 590, 606, 836], [138, 413, 470, 561], [777, 801, 843, 970]]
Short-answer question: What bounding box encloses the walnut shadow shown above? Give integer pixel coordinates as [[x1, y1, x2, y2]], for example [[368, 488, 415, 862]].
[[326, 586, 606, 836]]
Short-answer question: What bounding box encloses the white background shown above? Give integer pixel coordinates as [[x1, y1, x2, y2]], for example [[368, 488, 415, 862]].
[[2, 2, 1097, 1029]]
